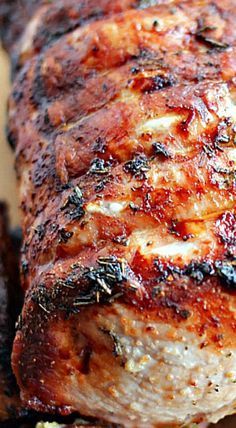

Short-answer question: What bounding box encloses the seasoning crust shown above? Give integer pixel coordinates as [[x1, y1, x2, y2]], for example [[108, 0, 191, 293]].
[[3, 0, 236, 426]]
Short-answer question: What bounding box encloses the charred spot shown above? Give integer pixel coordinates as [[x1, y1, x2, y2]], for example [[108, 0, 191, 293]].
[[79, 346, 93, 375], [32, 151, 54, 188], [61, 186, 85, 221], [92, 44, 99, 53], [33, 6, 102, 53], [44, 110, 50, 125], [168, 219, 194, 241], [179, 309, 191, 319], [21, 260, 29, 276], [135, 48, 165, 70], [58, 228, 74, 244], [162, 297, 191, 319], [153, 142, 172, 159], [132, 74, 176, 94], [12, 88, 23, 102], [124, 154, 150, 179], [102, 83, 109, 92], [92, 136, 107, 153], [35, 223, 47, 241], [31, 58, 46, 107], [129, 202, 140, 212], [6, 128, 17, 150], [36, 110, 55, 135], [55, 180, 72, 193], [130, 66, 140, 75]]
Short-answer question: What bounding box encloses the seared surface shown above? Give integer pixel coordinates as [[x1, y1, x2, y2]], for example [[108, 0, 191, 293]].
[[3, 0, 236, 426]]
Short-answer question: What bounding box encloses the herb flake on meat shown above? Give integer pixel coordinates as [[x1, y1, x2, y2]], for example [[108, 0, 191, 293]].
[[124, 154, 150, 179], [196, 34, 230, 50], [81, 256, 128, 304], [89, 158, 111, 175], [153, 142, 172, 158], [61, 186, 85, 220], [215, 261, 236, 289]]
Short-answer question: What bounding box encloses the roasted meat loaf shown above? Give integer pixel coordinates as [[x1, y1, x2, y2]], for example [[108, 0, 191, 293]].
[[2, 0, 236, 426]]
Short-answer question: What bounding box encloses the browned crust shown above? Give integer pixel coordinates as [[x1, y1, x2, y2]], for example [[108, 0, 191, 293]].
[[3, 0, 236, 418]]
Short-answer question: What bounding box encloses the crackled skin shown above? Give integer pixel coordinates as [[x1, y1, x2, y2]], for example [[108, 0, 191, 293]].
[[3, 0, 236, 426]]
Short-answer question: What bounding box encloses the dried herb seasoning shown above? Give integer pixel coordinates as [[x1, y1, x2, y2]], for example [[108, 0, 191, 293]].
[[57, 272, 78, 289], [89, 158, 111, 175], [113, 234, 128, 246], [82, 256, 128, 304], [196, 25, 217, 34], [129, 202, 140, 212], [32, 258, 131, 315], [153, 142, 172, 158], [184, 262, 214, 283], [195, 20, 230, 49], [215, 261, 236, 288], [154, 258, 236, 290], [215, 134, 230, 144], [94, 177, 110, 192], [61, 186, 85, 221], [32, 284, 55, 314], [124, 154, 150, 179], [101, 328, 124, 360], [196, 33, 229, 50]]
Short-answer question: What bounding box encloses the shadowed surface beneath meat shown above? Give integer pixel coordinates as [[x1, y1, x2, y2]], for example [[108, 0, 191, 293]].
[[0, 204, 23, 422], [1, 0, 236, 426]]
